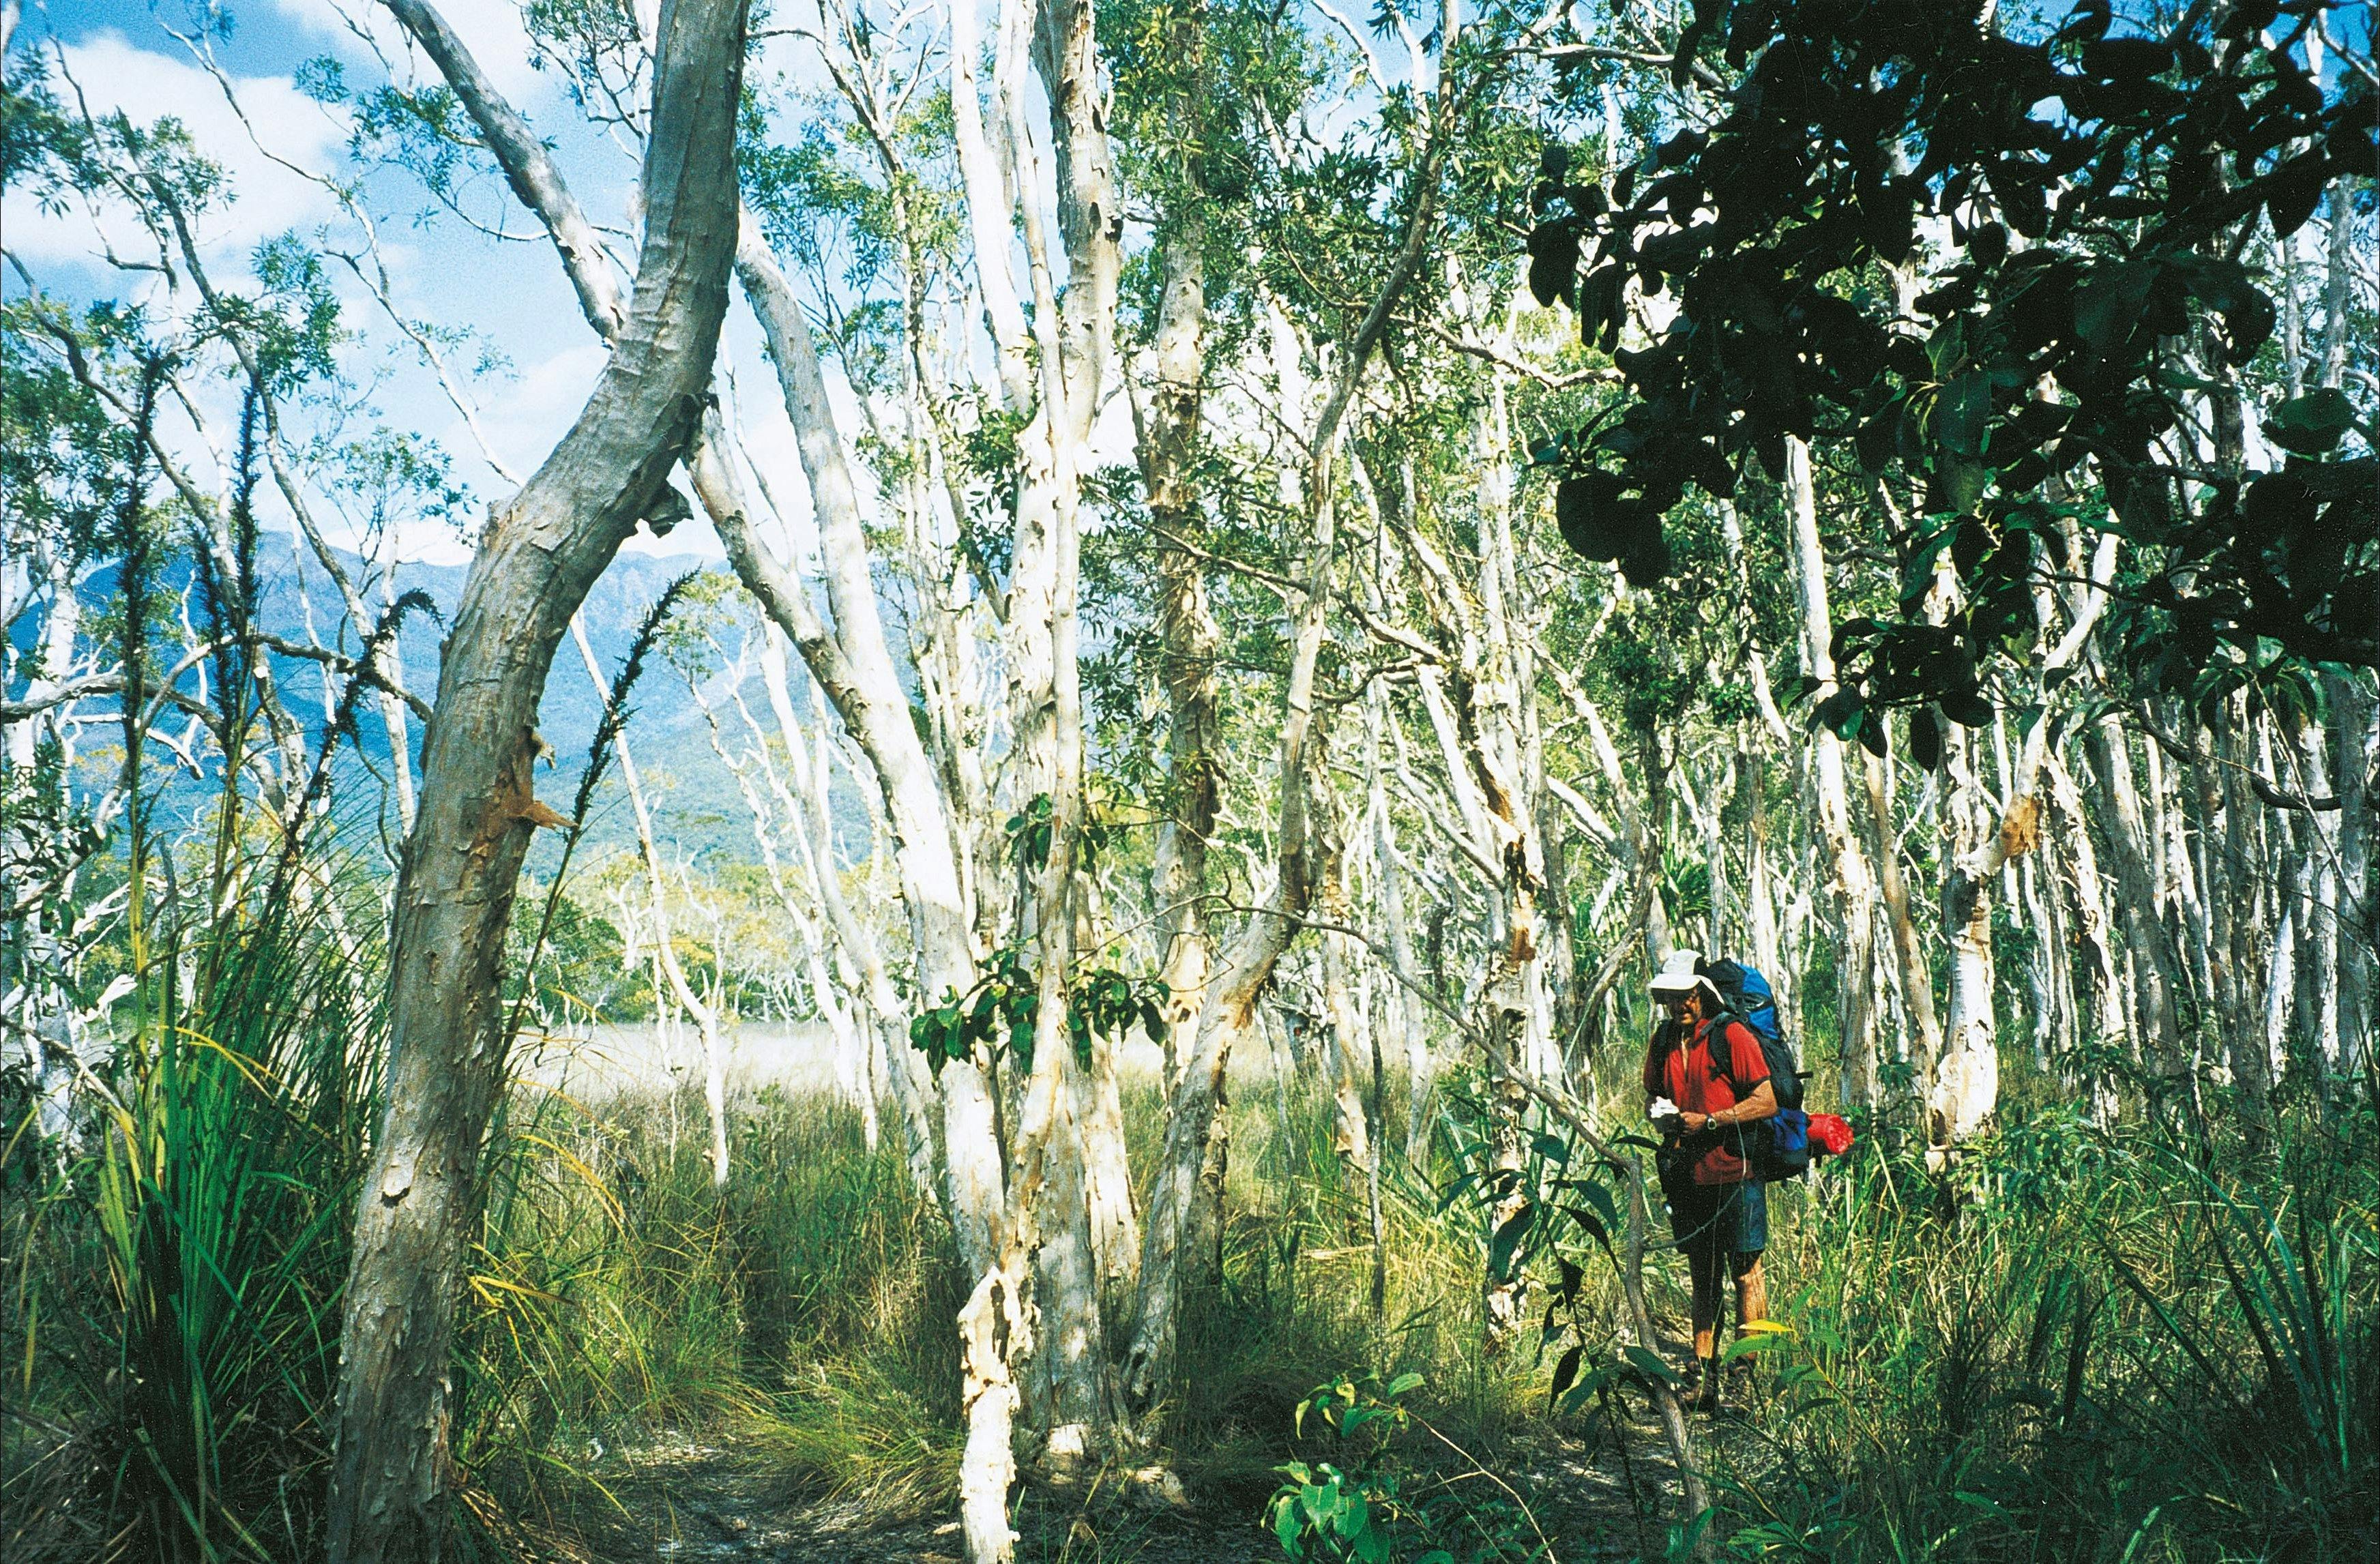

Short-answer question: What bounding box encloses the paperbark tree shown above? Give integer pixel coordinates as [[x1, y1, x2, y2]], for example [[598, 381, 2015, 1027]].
[[326, 4, 745, 1559], [1375, 344, 1560, 1348], [1121, 55, 1459, 1398], [1135, 0, 1220, 1094], [1926, 536, 2115, 1155], [1782, 437, 1884, 1115], [2042, 751, 2124, 1110], [1864, 748, 1942, 1093], [380, 0, 1005, 1291], [2327, 673, 2375, 1095]]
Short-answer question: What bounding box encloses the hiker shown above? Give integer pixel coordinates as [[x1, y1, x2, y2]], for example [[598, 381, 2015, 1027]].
[[1643, 948, 1776, 1409]]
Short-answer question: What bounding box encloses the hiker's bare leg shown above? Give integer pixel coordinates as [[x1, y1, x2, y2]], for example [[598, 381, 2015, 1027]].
[[1732, 1253, 1767, 1336], [1690, 1248, 1723, 1362]]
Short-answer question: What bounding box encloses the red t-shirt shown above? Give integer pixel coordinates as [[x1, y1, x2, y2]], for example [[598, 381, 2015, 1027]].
[[1643, 1016, 1772, 1185]]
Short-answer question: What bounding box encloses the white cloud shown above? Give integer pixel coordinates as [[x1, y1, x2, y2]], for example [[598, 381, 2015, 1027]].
[[466, 338, 612, 484], [5, 30, 348, 270]]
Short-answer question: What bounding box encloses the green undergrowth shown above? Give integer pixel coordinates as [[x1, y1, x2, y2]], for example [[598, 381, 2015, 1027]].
[[1479, 1088, 2375, 1564], [1691, 1097, 2380, 1563], [471, 1062, 1533, 1534], [10, 987, 2372, 1564], [1151, 1072, 1538, 1502], [458, 1079, 973, 1535], [1186, 1086, 2379, 1564], [2, 868, 385, 1563]]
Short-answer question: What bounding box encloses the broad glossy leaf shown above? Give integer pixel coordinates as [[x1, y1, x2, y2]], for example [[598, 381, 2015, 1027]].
[[2263, 388, 2355, 456], [2261, 159, 2330, 239], [1942, 687, 1995, 728], [1909, 706, 1943, 771], [1488, 1202, 1536, 1276], [1552, 1343, 1584, 1399], [1527, 222, 1578, 308], [1934, 372, 1991, 460], [1274, 1497, 1302, 1554], [1624, 1344, 1683, 1385], [1619, 531, 1672, 586]]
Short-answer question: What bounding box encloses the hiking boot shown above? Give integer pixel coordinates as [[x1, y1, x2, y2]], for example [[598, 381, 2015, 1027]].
[[1720, 1359, 1759, 1415], [1679, 1359, 1721, 1415]]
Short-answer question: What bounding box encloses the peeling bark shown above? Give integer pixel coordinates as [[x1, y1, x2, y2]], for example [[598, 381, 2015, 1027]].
[[327, 7, 745, 1558]]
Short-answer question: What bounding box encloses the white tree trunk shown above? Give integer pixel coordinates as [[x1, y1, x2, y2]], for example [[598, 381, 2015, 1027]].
[[1928, 536, 2112, 1153], [2044, 752, 2123, 1112], [1120, 55, 1457, 1411], [572, 617, 731, 1187], [1864, 749, 1943, 1095], [329, 7, 745, 1555], [1782, 437, 1883, 1115], [2328, 673, 2374, 1082]]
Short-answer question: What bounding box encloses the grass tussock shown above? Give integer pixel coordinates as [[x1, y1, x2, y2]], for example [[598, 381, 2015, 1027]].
[[3, 890, 383, 1564], [1149, 1072, 1540, 1501], [460, 1075, 972, 1531]]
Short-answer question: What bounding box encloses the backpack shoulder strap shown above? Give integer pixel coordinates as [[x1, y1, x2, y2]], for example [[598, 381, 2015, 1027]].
[[1705, 1012, 1759, 1095]]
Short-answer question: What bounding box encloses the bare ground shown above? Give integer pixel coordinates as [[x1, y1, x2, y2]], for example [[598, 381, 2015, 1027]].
[[584, 1386, 1772, 1564]]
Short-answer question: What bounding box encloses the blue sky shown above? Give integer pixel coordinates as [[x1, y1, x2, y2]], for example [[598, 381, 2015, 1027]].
[[3, 0, 1452, 575], [4, 0, 823, 566]]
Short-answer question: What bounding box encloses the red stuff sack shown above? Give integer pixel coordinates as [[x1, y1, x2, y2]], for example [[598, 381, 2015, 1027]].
[[1806, 1112, 1855, 1158]]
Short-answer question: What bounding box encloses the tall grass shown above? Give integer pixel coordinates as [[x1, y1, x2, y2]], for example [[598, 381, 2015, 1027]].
[[456, 1054, 1525, 1529], [12, 924, 2370, 1564], [3, 869, 385, 1563], [1704, 1097, 2379, 1562], [1145, 1066, 1536, 1500], [455, 1074, 971, 1531]]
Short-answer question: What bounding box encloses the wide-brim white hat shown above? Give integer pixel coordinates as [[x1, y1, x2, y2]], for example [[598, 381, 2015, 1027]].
[[1647, 948, 1716, 999]]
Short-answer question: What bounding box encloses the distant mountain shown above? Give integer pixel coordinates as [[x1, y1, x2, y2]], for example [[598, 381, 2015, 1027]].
[[65, 535, 848, 876]]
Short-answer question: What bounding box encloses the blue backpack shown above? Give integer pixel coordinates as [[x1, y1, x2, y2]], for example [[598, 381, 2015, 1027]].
[[1701, 958, 1809, 1181], [1701, 958, 1803, 1110]]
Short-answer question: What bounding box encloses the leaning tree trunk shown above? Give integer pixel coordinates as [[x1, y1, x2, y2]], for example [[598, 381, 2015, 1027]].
[[381, 0, 998, 1260], [2084, 707, 2187, 1082], [758, 628, 941, 1194], [1121, 73, 1455, 1411], [2327, 671, 2375, 1097], [717, 241, 997, 1256], [1864, 749, 1943, 1090], [1145, 231, 1218, 1095], [2044, 752, 2124, 1115], [325, 6, 744, 1560], [1926, 537, 2112, 1156]]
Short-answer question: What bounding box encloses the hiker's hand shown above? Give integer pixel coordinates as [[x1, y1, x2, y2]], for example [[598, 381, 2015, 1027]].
[[1677, 1110, 1711, 1134]]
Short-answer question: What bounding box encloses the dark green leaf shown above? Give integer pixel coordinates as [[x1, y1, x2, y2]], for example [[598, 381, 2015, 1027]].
[[1488, 1203, 1535, 1277], [2263, 388, 2355, 456], [1551, 1344, 1584, 1400]]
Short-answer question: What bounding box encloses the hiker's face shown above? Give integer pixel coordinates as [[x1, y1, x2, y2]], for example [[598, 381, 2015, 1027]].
[[1665, 990, 1703, 1024]]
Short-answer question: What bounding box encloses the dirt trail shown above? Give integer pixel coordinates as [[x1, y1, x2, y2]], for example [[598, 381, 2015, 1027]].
[[592, 1438, 1277, 1564], [594, 1391, 1769, 1564]]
